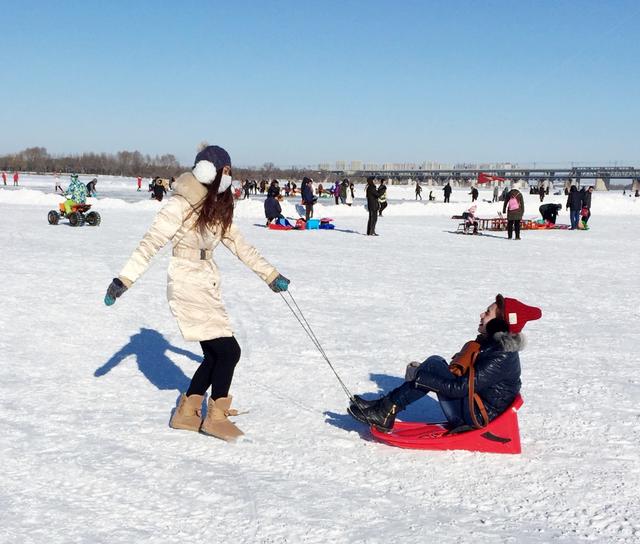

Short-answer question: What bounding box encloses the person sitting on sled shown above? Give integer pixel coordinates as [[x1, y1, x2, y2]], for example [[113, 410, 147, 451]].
[[462, 205, 479, 234], [64, 174, 88, 214], [264, 185, 286, 226], [348, 295, 541, 432]]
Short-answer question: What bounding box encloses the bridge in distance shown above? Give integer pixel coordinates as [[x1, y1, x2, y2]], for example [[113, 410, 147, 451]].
[[329, 166, 640, 186]]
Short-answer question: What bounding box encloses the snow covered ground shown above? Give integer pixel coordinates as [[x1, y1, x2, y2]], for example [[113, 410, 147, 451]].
[[1, 177, 639, 543]]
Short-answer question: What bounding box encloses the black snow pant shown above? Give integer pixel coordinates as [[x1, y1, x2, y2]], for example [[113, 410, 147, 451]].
[[444, 194, 450, 203], [305, 202, 314, 221], [187, 337, 241, 400], [378, 201, 388, 216], [367, 209, 378, 235], [507, 220, 521, 239]]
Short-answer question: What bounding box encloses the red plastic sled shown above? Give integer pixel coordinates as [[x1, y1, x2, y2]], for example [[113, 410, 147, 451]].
[[268, 223, 293, 230], [371, 395, 523, 454]]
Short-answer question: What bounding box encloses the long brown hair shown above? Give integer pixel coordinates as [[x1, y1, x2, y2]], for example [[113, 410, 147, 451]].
[[194, 169, 235, 236]]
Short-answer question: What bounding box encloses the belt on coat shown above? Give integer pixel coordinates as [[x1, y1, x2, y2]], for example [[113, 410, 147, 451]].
[[172, 248, 213, 260]]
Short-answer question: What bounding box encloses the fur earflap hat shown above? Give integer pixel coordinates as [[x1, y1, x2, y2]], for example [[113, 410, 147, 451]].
[[192, 145, 231, 185], [496, 294, 542, 334]]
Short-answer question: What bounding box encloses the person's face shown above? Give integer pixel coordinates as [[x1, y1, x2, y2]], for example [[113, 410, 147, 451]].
[[478, 302, 499, 335]]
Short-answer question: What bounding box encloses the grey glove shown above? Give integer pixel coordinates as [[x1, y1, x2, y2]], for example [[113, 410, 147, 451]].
[[104, 278, 128, 306], [269, 274, 290, 293]]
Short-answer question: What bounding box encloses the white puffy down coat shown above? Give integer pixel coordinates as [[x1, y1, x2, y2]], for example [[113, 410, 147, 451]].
[[119, 172, 279, 341]]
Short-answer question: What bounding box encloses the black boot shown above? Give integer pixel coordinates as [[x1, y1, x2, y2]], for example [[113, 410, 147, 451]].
[[348, 395, 380, 424], [352, 396, 399, 432]]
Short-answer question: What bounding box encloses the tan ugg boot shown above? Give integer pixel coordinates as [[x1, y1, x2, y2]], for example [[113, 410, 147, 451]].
[[200, 396, 244, 442], [169, 393, 204, 432]]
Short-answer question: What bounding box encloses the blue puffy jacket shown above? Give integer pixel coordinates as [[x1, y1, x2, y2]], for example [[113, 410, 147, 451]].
[[416, 332, 522, 421]]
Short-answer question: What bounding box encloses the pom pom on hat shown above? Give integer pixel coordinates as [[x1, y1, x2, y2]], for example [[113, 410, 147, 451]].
[[497, 295, 542, 333], [192, 145, 231, 185]]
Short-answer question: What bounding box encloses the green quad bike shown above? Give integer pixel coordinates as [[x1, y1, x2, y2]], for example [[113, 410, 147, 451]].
[[48, 202, 101, 227]]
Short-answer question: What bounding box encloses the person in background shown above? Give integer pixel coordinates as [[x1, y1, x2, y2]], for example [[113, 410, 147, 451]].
[[264, 185, 284, 225], [137, 176, 142, 191], [502, 188, 524, 240], [469, 185, 478, 202], [333, 180, 340, 205], [428, 190, 435, 201], [301, 177, 316, 221], [13, 171, 19, 186], [492, 185, 499, 203], [566, 185, 582, 230], [269, 179, 280, 196], [538, 180, 546, 202], [317, 183, 324, 197], [580, 185, 593, 229], [443, 182, 452, 203], [344, 179, 353, 206], [539, 203, 562, 225], [153, 178, 167, 202], [378, 178, 388, 216], [415, 181, 423, 200], [2, 171, 7, 185], [54, 172, 64, 193], [339, 179, 349, 204], [86, 178, 98, 197], [366, 176, 380, 235], [463, 205, 479, 234]]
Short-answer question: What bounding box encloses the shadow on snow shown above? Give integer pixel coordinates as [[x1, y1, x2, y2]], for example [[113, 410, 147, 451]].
[[323, 371, 446, 436], [94, 328, 201, 392]]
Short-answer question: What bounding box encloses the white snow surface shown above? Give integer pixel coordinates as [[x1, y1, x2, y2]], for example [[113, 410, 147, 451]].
[[1, 176, 639, 543]]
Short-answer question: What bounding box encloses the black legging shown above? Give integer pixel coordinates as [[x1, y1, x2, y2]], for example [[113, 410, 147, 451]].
[[367, 209, 378, 235], [187, 337, 241, 399], [507, 220, 521, 239], [378, 201, 388, 216]]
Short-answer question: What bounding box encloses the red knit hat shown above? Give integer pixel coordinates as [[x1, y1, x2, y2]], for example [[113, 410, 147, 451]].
[[496, 295, 542, 333]]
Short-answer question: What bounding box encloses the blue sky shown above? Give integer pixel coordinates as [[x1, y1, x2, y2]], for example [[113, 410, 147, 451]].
[[1, 0, 638, 167]]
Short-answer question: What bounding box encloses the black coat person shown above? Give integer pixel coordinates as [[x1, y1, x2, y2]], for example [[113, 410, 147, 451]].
[[264, 189, 283, 223], [153, 181, 167, 202], [86, 178, 98, 196], [566, 185, 582, 229], [539, 203, 562, 224], [580, 186, 593, 227], [366, 177, 379, 235], [443, 182, 452, 203]]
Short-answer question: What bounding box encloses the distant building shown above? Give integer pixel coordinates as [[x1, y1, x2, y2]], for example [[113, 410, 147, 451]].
[[350, 160, 362, 171], [335, 160, 346, 171], [318, 163, 331, 171]]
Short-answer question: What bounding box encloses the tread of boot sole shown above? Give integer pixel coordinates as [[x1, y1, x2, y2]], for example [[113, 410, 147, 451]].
[[170, 423, 201, 432]]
